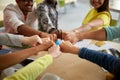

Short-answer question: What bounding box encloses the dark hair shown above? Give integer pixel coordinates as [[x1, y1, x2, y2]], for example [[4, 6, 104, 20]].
[[90, 0, 109, 12], [90, 0, 111, 23]]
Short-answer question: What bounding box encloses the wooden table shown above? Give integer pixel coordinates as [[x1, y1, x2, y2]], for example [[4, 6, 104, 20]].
[[1, 39, 120, 80], [33, 39, 120, 80], [35, 53, 106, 80]]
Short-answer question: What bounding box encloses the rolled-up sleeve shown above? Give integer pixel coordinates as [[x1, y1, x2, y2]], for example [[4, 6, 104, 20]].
[[4, 4, 24, 33], [104, 26, 120, 40], [0, 33, 24, 47]]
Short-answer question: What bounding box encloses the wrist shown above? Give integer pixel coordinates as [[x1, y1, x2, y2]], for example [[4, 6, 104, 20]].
[[51, 29, 62, 39], [38, 31, 44, 38], [22, 37, 29, 45], [85, 24, 92, 29], [77, 32, 85, 40], [72, 47, 80, 54], [72, 30, 78, 33]]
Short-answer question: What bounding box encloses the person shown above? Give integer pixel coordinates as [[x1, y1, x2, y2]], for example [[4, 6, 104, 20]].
[[2, 44, 61, 80], [36, 0, 63, 39], [3, 0, 56, 41], [60, 41, 120, 80], [63, 0, 111, 43]]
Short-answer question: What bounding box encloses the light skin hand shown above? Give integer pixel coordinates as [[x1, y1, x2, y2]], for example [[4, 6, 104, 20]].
[[41, 37, 51, 43], [40, 32, 57, 42], [36, 40, 54, 52], [63, 31, 79, 44], [48, 45, 61, 58], [60, 41, 79, 54], [22, 35, 42, 47]]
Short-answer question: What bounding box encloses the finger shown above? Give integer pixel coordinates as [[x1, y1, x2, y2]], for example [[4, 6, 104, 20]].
[[53, 34, 57, 41], [43, 38, 51, 43], [37, 37, 43, 44]]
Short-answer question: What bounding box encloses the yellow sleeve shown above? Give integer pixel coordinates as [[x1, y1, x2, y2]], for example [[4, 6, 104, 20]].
[[97, 12, 110, 26], [82, 8, 95, 25], [82, 9, 110, 27], [4, 54, 53, 80]]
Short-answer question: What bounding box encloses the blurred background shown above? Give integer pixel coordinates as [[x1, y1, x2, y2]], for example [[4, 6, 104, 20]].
[[0, 0, 120, 31]]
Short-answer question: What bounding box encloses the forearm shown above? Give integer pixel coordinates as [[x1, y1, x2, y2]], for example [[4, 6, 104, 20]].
[[78, 48, 119, 73], [73, 25, 91, 33], [77, 28, 107, 41], [17, 24, 42, 36], [4, 55, 53, 80], [0, 42, 53, 70], [0, 46, 40, 70], [73, 19, 103, 33], [85, 18, 103, 28]]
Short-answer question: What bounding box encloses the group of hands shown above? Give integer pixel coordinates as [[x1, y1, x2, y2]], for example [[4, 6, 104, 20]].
[[22, 34, 80, 58], [40, 30, 82, 44]]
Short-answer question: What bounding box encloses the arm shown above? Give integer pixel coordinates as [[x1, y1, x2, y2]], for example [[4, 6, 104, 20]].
[[0, 41, 53, 70], [17, 24, 57, 41], [73, 9, 110, 33], [4, 44, 61, 80], [0, 33, 42, 47], [79, 48, 119, 73], [63, 28, 107, 44], [17, 24, 42, 36], [60, 41, 120, 75], [37, 3, 56, 33], [64, 25, 120, 44], [0, 33, 24, 47], [73, 18, 104, 33], [3, 55, 53, 80], [77, 28, 107, 41], [78, 25, 120, 41]]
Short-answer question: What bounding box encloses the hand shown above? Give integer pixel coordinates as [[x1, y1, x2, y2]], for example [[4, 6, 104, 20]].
[[37, 40, 54, 51], [51, 29, 62, 39], [60, 41, 79, 54], [41, 37, 51, 43], [48, 45, 61, 58], [62, 31, 79, 44], [40, 32, 57, 42], [22, 35, 42, 47]]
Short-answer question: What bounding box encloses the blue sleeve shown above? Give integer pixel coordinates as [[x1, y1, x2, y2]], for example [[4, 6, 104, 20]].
[[78, 48, 119, 73], [104, 26, 120, 40]]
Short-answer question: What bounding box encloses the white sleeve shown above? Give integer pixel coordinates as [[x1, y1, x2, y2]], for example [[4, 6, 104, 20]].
[[4, 4, 24, 33], [0, 33, 24, 47]]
